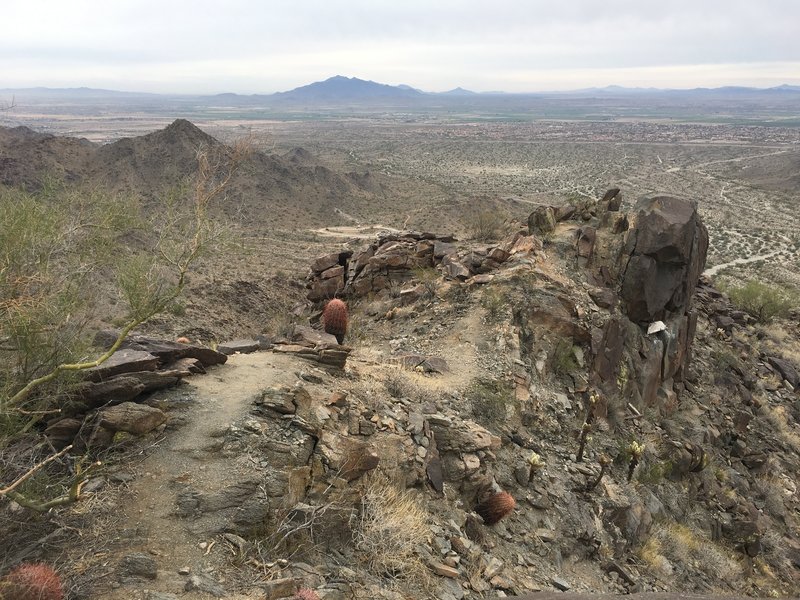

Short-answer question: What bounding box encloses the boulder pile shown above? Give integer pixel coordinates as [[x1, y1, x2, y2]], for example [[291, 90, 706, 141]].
[[306, 230, 542, 302], [44, 332, 229, 449]]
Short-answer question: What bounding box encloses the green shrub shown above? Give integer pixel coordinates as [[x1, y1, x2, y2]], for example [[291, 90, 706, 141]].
[[481, 287, 508, 322], [1, 140, 249, 511], [725, 280, 796, 323], [468, 377, 514, 426], [550, 337, 579, 377], [465, 210, 506, 241]]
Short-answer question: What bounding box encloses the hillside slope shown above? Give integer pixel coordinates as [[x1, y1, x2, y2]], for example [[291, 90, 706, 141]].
[[3, 191, 799, 599], [0, 119, 398, 228]]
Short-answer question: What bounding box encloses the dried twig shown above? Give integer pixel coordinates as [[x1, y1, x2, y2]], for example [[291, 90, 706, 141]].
[[0, 445, 72, 496]]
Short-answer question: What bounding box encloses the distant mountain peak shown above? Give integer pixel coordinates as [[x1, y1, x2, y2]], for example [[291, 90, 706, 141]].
[[165, 118, 199, 132], [157, 118, 218, 146], [273, 76, 422, 102], [440, 87, 477, 96]]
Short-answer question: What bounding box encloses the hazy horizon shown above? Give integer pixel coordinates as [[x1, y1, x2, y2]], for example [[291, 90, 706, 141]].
[[3, 73, 800, 97], [3, 1, 800, 94]]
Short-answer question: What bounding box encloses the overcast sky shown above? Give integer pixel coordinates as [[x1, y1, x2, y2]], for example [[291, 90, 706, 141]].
[[2, 0, 799, 93]]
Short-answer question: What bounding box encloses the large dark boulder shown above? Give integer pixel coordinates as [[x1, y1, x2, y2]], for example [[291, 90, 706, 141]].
[[527, 205, 556, 236], [620, 196, 708, 323], [587, 196, 708, 412]]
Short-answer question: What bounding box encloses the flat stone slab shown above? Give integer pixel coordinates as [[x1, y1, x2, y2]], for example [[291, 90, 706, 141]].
[[292, 325, 339, 348], [85, 350, 159, 382], [93, 330, 228, 367], [218, 339, 261, 355]]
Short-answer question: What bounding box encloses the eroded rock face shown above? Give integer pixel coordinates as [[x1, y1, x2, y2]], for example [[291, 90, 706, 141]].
[[620, 196, 708, 324], [586, 196, 708, 410]]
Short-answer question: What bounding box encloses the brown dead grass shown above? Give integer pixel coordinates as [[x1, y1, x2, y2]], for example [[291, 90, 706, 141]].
[[353, 475, 433, 593], [640, 522, 741, 582]]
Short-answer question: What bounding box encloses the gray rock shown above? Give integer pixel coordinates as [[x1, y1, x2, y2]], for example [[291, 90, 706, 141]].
[[218, 339, 261, 355], [100, 402, 167, 435], [254, 386, 298, 415], [310, 251, 345, 273], [551, 576, 571, 591], [184, 573, 226, 597], [85, 349, 159, 381], [429, 419, 501, 453], [441, 254, 471, 280], [620, 196, 708, 323], [292, 325, 339, 348], [767, 356, 800, 389], [484, 556, 504, 579], [118, 553, 158, 580], [93, 330, 228, 367], [528, 205, 556, 236], [260, 576, 296, 599]]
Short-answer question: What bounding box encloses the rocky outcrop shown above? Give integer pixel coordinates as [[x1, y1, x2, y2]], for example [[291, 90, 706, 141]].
[[43, 333, 234, 449], [306, 230, 539, 302], [518, 193, 707, 412], [619, 196, 708, 324], [272, 325, 351, 369], [586, 195, 708, 410]]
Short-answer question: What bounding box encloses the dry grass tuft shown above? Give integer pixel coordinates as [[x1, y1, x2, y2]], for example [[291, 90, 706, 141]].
[[353, 477, 432, 591], [640, 523, 740, 581], [759, 402, 800, 454], [383, 368, 421, 400]]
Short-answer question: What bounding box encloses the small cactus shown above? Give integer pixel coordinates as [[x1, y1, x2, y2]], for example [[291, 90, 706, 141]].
[[576, 392, 599, 462], [627, 440, 645, 482], [475, 491, 516, 525], [293, 589, 321, 600], [176, 336, 191, 344], [1, 563, 64, 600], [322, 298, 348, 344], [528, 451, 544, 471], [527, 451, 544, 483], [587, 453, 612, 491]]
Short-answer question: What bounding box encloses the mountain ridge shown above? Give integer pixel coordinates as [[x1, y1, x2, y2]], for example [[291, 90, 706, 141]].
[[5, 79, 800, 99]]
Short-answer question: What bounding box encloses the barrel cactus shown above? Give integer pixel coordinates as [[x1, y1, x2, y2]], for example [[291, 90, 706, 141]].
[[322, 298, 348, 344], [475, 491, 516, 525], [1, 563, 64, 600]]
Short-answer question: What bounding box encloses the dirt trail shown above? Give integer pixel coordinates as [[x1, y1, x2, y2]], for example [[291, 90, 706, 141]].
[[102, 351, 303, 600], [310, 224, 401, 239], [704, 250, 782, 277]]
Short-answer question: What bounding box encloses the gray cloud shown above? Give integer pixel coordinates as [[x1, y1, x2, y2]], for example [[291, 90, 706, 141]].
[[2, 0, 799, 92]]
